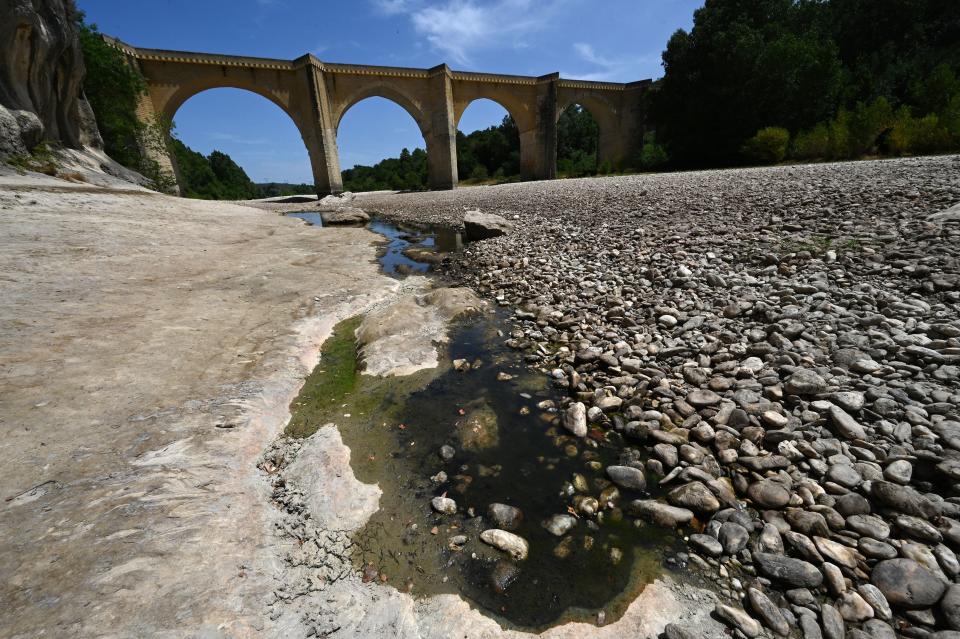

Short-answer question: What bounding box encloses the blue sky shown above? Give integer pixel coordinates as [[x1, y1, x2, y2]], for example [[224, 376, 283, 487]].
[[78, 0, 701, 183]]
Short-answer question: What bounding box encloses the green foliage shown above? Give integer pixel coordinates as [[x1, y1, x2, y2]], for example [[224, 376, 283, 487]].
[[639, 142, 669, 169], [77, 17, 146, 170], [741, 127, 790, 164], [258, 182, 315, 197], [791, 123, 830, 160], [340, 107, 607, 191], [888, 110, 955, 155], [654, 0, 842, 166], [652, 0, 960, 166], [6, 140, 59, 175], [557, 105, 599, 176], [342, 146, 429, 192], [77, 14, 180, 191], [457, 115, 521, 181], [790, 87, 959, 160], [170, 137, 260, 200]]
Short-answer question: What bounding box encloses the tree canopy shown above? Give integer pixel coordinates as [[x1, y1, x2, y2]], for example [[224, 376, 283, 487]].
[[652, 0, 960, 166], [170, 138, 261, 200]]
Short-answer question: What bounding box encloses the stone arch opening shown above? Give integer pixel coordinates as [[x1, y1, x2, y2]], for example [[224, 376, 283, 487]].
[[556, 102, 601, 176], [455, 98, 521, 183], [337, 96, 430, 192], [165, 87, 311, 197]]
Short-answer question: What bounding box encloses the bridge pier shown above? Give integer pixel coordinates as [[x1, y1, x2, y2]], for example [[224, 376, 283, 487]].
[[529, 74, 559, 181], [425, 64, 458, 190], [303, 61, 343, 196]]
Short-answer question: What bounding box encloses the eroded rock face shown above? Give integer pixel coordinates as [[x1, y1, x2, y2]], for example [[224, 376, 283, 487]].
[[0, 0, 99, 156]]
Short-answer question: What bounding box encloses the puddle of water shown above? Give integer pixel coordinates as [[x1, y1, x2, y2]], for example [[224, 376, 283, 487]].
[[367, 219, 432, 276], [286, 211, 325, 227], [286, 311, 678, 629], [284, 212, 461, 277]]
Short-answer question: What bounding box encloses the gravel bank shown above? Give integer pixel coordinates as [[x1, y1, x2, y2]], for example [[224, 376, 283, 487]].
[[348, 156, 960, 637]]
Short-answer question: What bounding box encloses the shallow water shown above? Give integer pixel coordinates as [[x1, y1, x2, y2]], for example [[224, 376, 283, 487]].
[[284, 216, 678, 629], [287, 310, 677, 628], [286, 211, 325, 227], [284, 212, 461, 276]]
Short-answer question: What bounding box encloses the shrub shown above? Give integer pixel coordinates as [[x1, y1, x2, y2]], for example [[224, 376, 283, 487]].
[[826, 110, 851, 159], [942, 94, 960, 139], [639, 142, 668, 169], [848, 97, 894, 156], [887, 107, 955, 155], [78, 19, 146, 170], [791, 123, 829, 160], [741, 127, 790, 164], [6, 140, 58, 175]]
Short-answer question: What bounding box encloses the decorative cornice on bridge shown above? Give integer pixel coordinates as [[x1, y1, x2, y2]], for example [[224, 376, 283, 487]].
[[103, 36, 638, 91]]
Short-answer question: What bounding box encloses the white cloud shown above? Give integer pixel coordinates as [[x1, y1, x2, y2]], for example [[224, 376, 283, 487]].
[[566, 41, 656, 82], [375, 0, 570, 65]]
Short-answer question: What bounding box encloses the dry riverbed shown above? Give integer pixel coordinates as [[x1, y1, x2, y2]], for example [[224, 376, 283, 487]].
[[5, 155, 958, 639], [0, 166, 721, 638]]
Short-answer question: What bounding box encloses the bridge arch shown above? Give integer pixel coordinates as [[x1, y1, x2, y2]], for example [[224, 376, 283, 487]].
[[453, 88, 544, 181], [455, 98, 522, 180], [157, 83, 300, 130], [557, 92, 624, 169], [336, 96, 430, 189], [331, 85, 428, 136], [167, 88, 311, 191]]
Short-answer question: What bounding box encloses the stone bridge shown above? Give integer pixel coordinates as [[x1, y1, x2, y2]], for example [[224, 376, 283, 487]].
[[105, 37, 651, 195]]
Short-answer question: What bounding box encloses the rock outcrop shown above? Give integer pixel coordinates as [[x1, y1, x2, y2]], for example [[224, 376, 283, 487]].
[[0, 0, 100, 157]]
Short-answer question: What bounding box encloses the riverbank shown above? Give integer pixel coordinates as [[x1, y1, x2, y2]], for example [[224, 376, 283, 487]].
[[0, 168, 402, 636]]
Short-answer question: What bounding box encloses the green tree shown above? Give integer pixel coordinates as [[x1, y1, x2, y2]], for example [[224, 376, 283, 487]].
[[77, 17, 146, 169], [741, 127, 790, 163], [653, 0, 842, 166], [557, 105, 599, 175], [170, 138, 260, 200]]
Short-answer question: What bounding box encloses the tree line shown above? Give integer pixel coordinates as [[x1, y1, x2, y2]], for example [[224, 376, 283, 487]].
[[338, 105, 604, 193], [652, 0, 960, 166]]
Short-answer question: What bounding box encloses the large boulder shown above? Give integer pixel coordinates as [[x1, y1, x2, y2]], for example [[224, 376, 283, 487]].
[[628, 499, 694, 527], [752, 552, 824, 588], [871, 558, 948, 609], [320, 207, 369, 225], [463, 209, 514, 242], [0, 0, 99, 157], [455, 399, 499, 452]]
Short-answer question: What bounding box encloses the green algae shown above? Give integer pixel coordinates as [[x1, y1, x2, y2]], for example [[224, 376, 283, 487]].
[[286, 315, 364, 439], [281, 307, 675, 630]]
